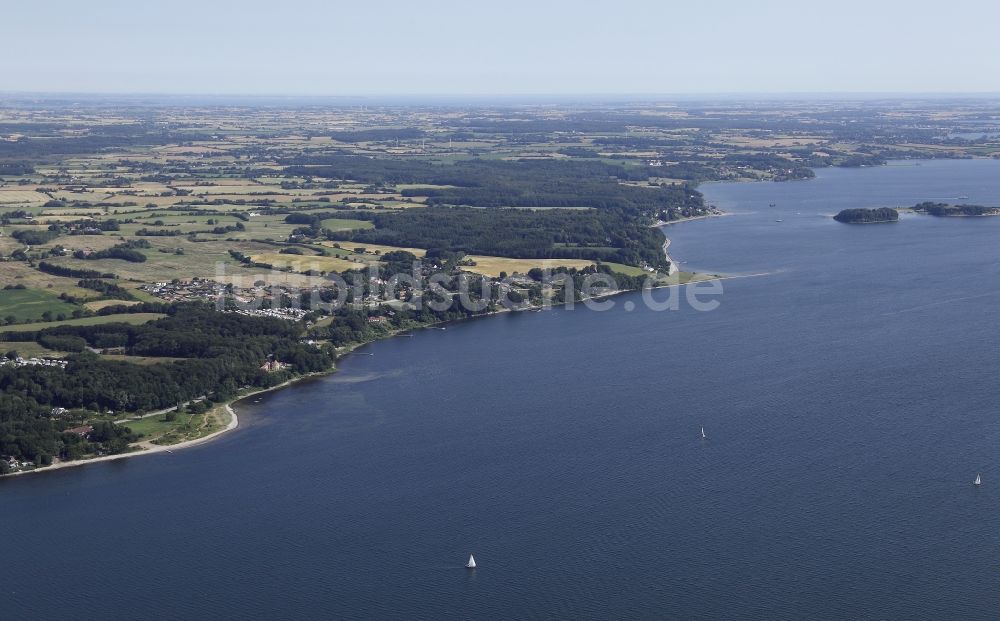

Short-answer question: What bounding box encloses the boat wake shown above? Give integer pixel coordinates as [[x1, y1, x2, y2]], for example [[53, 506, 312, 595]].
[[881, 291, 1000, 316]]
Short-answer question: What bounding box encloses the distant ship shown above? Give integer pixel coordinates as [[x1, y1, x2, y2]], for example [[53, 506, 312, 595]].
[[701, 427, 707, 440], [775, 219, 784, 222], [466, 554, 477, 569], [975, 473, 982, 486]]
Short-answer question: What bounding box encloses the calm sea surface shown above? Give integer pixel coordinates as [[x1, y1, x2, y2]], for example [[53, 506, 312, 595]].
[[3, 160, 1000, 620]]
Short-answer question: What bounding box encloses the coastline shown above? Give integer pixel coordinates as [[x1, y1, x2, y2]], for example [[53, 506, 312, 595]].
[[655, 211, 728, 275], [5, 404, 240, 478], [662, 238, 678, 275], [3, 369, 359, 479], [4, 271, 741, 479], [652, 211, 728, 229], [4, 211, 734, 479]]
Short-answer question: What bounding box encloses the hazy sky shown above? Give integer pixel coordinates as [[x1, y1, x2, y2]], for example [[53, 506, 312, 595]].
[[4, 0, 1000, 95]]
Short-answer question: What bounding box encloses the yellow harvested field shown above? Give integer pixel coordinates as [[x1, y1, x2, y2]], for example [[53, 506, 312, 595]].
[[323, 242, 427, 257], [0, 236, 24, 255], [153, 145, 227, 155], [460, 256, 594, 277], [251, 253, 371, 273], [0, 190, 47, 204], [49, 190, 115, 202], [0, 262, 97, 298], [173, 184, 284, 195], [33, 214, 100, 222], [394, 184, 457, 191], [719, 134, 826, 148], [56, 234, 128, 252], [186, 193, 300, 203], [126, 196, 189, 206], [84, 299, 141, 311]]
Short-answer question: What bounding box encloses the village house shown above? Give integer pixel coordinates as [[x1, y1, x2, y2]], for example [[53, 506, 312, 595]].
[[259, 360, 289, 373]]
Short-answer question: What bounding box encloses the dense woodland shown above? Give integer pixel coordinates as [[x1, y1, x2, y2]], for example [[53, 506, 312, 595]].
[[912, 202, 1000, 217], [833, 208, 900, 223], [322, 206, 674, 268], [283, 157, 704, 217], [282, 156, 708, 268], [0, 306, 335, 464]]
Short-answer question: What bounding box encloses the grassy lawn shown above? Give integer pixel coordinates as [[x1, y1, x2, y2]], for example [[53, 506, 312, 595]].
[[601, 262, 650, 277], [127, 405, 232, 445], [0, 312, 166, 332], [123, 411, 196, 439], [317, 218, 375, 232], [0, 288, 81, 323], [0, 341, 68, 359], [99, 354, 184, 365], [653, 271, 722, 286]]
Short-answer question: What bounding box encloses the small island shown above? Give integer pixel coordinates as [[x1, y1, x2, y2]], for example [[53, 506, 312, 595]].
[[911, 202, 1000, 217], [833, 207, 900, 223]]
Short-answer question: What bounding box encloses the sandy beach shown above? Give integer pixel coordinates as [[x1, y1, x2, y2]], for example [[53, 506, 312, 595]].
[[652, 211, 728, 229], [5, 403, 240, 478], [2, 365, 357, 479]]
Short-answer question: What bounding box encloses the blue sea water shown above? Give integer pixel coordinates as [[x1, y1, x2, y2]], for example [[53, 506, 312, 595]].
[[2, 159, 1000, 620]]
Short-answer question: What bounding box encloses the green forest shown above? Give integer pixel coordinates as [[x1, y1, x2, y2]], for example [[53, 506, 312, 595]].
[[0, 306, 335, 464], [833, 208, 899, 223], [912, 202, 1000, 216]]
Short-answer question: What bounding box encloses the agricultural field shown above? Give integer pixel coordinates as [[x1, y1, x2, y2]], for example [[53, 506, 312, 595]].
[[0, 190, 47, 205], [1, 96, 994, 368], [322, 242, 428, 257], [600, 262, 652, 277], [83, 299, 142, 312], [250, 252, 371, 273], [0, 288, 80, 323], [0, 313, 166, 333], [0, 340, 68, 359], [460, 256, 595, 277]]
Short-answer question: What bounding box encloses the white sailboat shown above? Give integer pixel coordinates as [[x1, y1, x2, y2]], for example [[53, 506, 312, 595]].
[[466, 554, 477, 569], [701, 427, 707, 440], [975, 473, 982, 486]]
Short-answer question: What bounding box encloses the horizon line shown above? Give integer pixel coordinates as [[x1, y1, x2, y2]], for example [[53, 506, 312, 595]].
[[5, 90, 1000, 101]]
